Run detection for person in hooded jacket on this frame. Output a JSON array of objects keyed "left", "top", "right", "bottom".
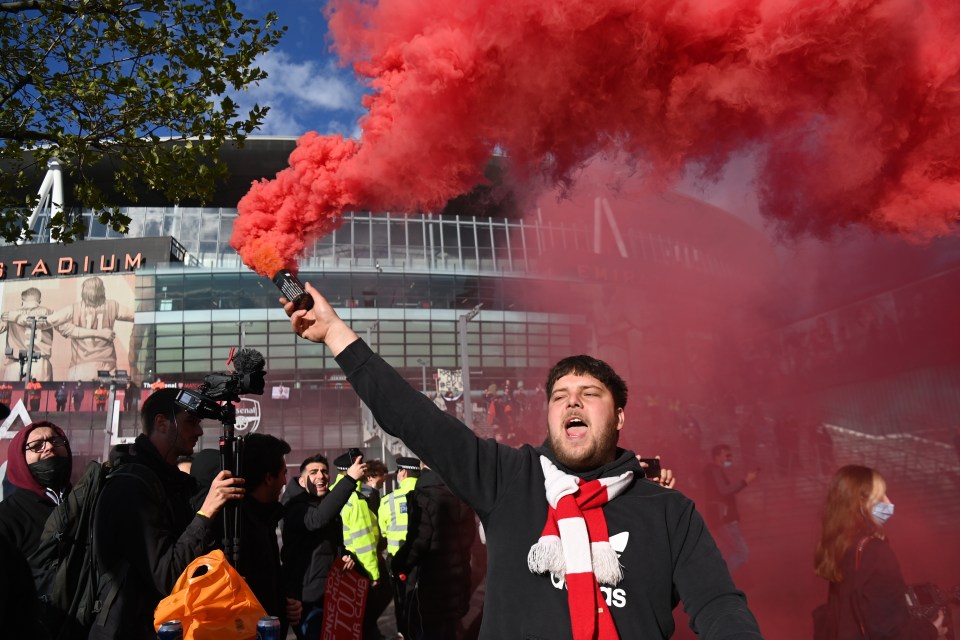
[
  {"left": 282, "top": 453, "right": 366, "bottom": 640},
  {"left": 282, "top": 282, "right": 763, "bottom": 640},
  {"left": 0, "top": 421, "right": 72, "bottom": 557},
  {"left": 237, "top": 434, "right": 302, "bottom": 635}
]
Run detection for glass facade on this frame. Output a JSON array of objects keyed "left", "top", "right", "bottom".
[
  {"left": 61, "top": 203, "right": 748, "bottom": 386},
  {"left": 80, "top": 207, "right": 738, "bottom": 278},
  {"left": 20, "top": 207, "right": 600, "bottom": 462}
]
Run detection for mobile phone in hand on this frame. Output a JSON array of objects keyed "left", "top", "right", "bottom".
[{"left": 638, "top": 457, "right": 661, "bottom": 479}]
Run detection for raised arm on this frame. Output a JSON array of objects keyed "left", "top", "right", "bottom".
[
  {"left": 282, "top": 282, "right": 527, "bottom": 519},
  {"left": 304, "top": 457, "right": 365, "bottom": 531}
]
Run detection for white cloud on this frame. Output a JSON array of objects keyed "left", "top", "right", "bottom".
[
  {"left": 224, "top": 50, "right": 365, "bottom": 136},
  {"left": 255, "top": 50, "right": 360, "bottom": 112},
  {"left": 255, "top": 104, "right": 309, "bottom": 137}
]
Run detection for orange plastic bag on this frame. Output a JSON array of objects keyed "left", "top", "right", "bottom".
[{"left": 154, "top": 550, "right": 266, "bottom": 640}]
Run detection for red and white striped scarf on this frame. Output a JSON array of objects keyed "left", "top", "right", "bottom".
[{"left": 527, "top": 456, "right": 634, "bottom": 640}]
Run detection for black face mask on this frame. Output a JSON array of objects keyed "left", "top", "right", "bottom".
[{"left": 28, "top": 456, "right": 71, "bottom": 490}]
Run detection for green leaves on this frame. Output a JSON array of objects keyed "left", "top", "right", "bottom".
[{"left": 0, "top": 0, "right": 287, "bottom": 242}]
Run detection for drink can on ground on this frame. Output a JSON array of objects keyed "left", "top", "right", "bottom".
[{"left": 157, "top": 620, "right": 183, "bottom": 640}]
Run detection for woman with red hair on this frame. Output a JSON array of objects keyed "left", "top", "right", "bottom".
[{"left": 813, "top": 465, "right": 946, "bottom": 639}]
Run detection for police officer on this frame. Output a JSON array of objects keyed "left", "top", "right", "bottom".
[
  {"left": 378, "top": 457, "right": 421, "bottom": 637},
  {"left": 331, "top": 452, "right": 381, "bottom": 582},
  {"left": 330, "top": 452, "right": 388, "bottom": 639},
  {"left": 378, "top": 457, "right": 422, "bottom": 558}
]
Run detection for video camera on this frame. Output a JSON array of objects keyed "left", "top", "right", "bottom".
[
  {"left": 907, "top": 583, "right": 959, "bottom": 632},
  {"left": 175, "top": 348, "right": 266, "bottom": 424},
  {"left": 173, "top": 347, "right": 267, "bottom": 569}
]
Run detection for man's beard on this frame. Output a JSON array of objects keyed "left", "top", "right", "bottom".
[{"left": 546, "top": 416, "right": 620, "bottom": 472}]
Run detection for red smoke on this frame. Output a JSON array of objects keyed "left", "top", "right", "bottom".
[{"left": 232, "top": 0, "right": 960, "bottom": 276}]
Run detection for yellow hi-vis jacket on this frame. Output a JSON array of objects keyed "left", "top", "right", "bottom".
[
  {"left": 377, "top": 476, "right": 419, "bottom": 557},
  {"left": 331, "top": 474, "right": 381, "bottom": 581}
]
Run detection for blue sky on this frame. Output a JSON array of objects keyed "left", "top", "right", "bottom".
[{"left": 232, "top": 1, "right": 366, "bottom": 138}]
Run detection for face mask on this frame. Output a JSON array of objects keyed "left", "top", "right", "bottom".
[
  {"left": 722, "top": 460, "right": 734, "bottom": 468},
  {"left": 28, "top": 456, "right": 71, "bottom": 490},
  {"left": 871, "top": 502, "right": 894, "bottom": 525}
]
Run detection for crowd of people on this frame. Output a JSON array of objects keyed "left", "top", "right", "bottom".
[
  {"left": 0, "top": 277, "right": 952, "bottom": 639},
  {"left": 0, "top": 378, "right": 147, "bottom": 413}
]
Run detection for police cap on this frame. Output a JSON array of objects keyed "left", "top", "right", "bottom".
[
  {"left": 396, "top": 457, "right": 421, "bottom": 472},
  {"left": 333, "top": 453, "right": 353, "bottom": 471}
]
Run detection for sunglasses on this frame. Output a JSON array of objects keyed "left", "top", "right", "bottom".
[{"left": 24, "top": 436, "right": 68, "bottom": 453}]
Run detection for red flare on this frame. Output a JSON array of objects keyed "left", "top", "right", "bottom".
[{"left": 232, "top": 0, "right": 960, "bottom": 275}]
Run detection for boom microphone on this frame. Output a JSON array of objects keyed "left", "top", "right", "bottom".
[
  {"left": 175, "top": 348, "right": 267, "bottom": 420},
  {"left": 231, "top": 348, "right": 266, "bottom": 396}
]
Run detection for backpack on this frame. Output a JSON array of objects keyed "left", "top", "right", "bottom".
[{"left": 28, "top": 460, "right": 163, "bottom": 640}]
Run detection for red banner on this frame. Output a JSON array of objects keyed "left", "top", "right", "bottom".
[{"left": 321, "top": 557, "right": 369, "bottom": 640}]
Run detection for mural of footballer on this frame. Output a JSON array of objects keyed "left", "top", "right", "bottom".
[
  {"left": 0, "top": 287, "right": 55, "bottom": 381},
  {"left": 43, "top": 276, "right": 134, "bottom": 381}
]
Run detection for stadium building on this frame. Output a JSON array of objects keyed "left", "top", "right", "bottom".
[{"left": 0, "top": 137, "right": 780, "bottom": 467}]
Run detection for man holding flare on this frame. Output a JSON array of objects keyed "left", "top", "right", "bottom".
[{"left": 281, "top": 281, "right": 762, "bottom": 639}]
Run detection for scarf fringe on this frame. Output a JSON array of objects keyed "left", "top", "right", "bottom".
[
  {"left": 591, "top": 541, "right": 623, "bottom": 585},
  {"left": 528, "top": 535, "right": 565, "bottom": 576}
]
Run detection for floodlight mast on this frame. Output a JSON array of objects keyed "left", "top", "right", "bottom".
[{"left": 24, "top": 158, "right": 64, "bottom": 243}]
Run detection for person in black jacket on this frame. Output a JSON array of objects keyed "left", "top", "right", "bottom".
[
  {"left": 55, "top": 383, "right": 69, "bottom": 412},
  {"left": 234, "top": 433, "right": 302, "bottom": 638},
  {"left": 187, "top": 442, "right": 297, "bottom": 632},
  {"left": 393, "top": 467, "right": 477, "bottom": 640},
  {"left": 0, "top": 421, "right": 72, "bottom": 557},
  {"left": 282, "top": 453, "right": 367, "bottom": 640},
  {"left": 283, "top": 282, "right": 762, "bottom": 639},
  {"left": 813, "top": 465, "right": 947, "bottom": 639},
  {"left": 71, "top": 381, "right": 84, "bottom": 411},
  {"left": 88, "top": 388, "right": 245, "bottom": 640}
]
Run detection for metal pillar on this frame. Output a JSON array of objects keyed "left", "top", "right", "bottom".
[
  {"left": 458, "top": 304, "right": 482, "bottom": 430},
  {"left": 417, "top": 358, "right": 428, "bottom": 393}
]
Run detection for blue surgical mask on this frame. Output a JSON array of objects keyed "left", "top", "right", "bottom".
[{"left": 871, "top": 502, "right": 894, "bottom": 525}]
